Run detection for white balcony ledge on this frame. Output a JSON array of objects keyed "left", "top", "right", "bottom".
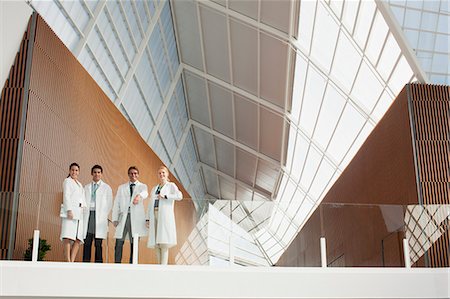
[{"left": 0, "top": 261, "right": 449, "bottom": 298}]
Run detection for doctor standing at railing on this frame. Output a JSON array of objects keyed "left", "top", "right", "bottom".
[
  {"left": 146, "top": 165, "right": 182, "bottom": 265},
  {"left": 60, "top": 162, "right": 87, "bottom": 262},
  {"left": 112, "top": 166, "right": 148, "bottom": 263},
  {"left": 82, "top": 165, "right": 113, "bottom": 263}
]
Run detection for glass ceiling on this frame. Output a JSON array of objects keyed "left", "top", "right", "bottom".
[
  {"left": 28, "top": 0, "right": 442, "bottom": 266},
  {"left": 388, "top": 0, "right": 450, "bottom": 84}
]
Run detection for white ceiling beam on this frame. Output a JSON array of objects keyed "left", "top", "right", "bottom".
[
  {"left": 183, "top": 64, "right": 285, "bottom": 116},
  {"left": 200, "top": 163, "right": 271, "bottom": 200},
  {"left": 375, "top": 0, "right": 428, "bottom": 83},
  {"left": 192, "top": 120, "right": 280, "bottom": 167}
]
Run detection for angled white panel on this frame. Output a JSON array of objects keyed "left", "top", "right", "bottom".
[
  {"left": 209, "top": 82, "right": 234, "bottom": 138},
  {"left": 200, "top": 5, "right": 231, "bottom": 83},
  {"left": 299, "top": 145, "right": 322, "bottom": 192},
  {"left": 236, "top": 185, "right": 254, "bottom": 202},
  {"left": 310, "top": 2, "right": 340, "bottom": 72},
  {"left": 342, "top": 0, "right": 358, "bottom": 34},
  {"left": 171, "top": 0, "right": 204, "bottom": 70},
  {"left": 230, "top": 19, "right": 258, "bottom": 96},
  {"left": 229, "top": 0, "right": 258, "bottom": 20},
  {"left": 260, "top": 32, "right": 288, "bottom": 108},
  {"left": 331, "top": 31, "right": 361, "bottom": 93},
  {"left": 340, "top": 121, "right": 374, "bottom": 169},
  {"left": 297, "top": 0, "right": 317, "bottom": 54},
  {"left": 313, "top": 84, "right": 346, "bottom": 149},
  {"left": 185, "top": 71, "right": 211, "bottom": 127},
  {"left": 214, "top": 137, "right": 235, "bottom": 178},
  {"left": 353, "top": 1, "right": 376, "bottom": 50},
  {"left": 255, "top": 159, "right": 279, "bottom": 195},
  {"left": 194, "top": 126, "right": 216, "bottom": 168},
  {"left": 260, "top": 0, "right": 291, "bottom": 34},
  {"left": 219, "top": 176, "right": 236, "bottom": 200},
  {"left": 259, "top": 106, "right": 283, "bottom": 162},
  {"left": 291, "top": 54, "right": 308, "bottom": 124},
  {"left": 388, "top": 56, "right": 413, "bottom": 96},
  {"left": 366, "top": 11, "right": 389, "bottom": 66},
  {"left": 290, "top": 131, "right": 309, "bottom": 183},
  {"left": 351, "top": 61, "right": 384, "bottom": 113},
  {"left": 327, "top": 103, "right": 366, "bottom": 164},
  {"left": 236, "top": 148, "right": 257, "bottom": 186},
  {"left": 309, "top": 159, "right": 335, "bottom": 199},
  {"left": 299, "top": 65, "right": 327, "bottom": 137},
  {"left": 202, "top": 167, "right": 220, "bottom": 198},
  {"left": 377, "top": 33, "right": 401, "bottom": 81},
  {"left": 234, "top": 94, "right": 258, "bottom": 150}
]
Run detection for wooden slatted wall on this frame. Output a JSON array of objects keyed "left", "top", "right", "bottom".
[
  {"left": 0, "top": 18, "right": 33, "bottom": 259},
  {"left": 409, "top": 83, "right": 450, "bottom": 267}
]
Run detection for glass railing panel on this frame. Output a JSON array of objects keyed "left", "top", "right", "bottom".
[
  {"left": 2, "top": 193, "right": 448, "bottom": 268},
  {"left": 319, "top": 203, "right": 407, "bottom": 267}
]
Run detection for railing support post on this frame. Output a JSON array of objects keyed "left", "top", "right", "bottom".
[
  {"left": 403, "top": 238, "right": 411, "bottom": 268},
  {"left": 32, "top": 230, "right": 40, "bottom": 262},
  {"left": 320, "top": 237, "right": 327, "bottom": 268},
  {"left": 133, "top": 236, "right": 139, "bottom": 264}
]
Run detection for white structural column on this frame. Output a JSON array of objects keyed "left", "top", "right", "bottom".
[{"left": 0, "top": 1, "right": 33, "bottom": 88}]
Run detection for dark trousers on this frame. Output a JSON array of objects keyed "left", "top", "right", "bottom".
[
  {"left": 83, "top": 211, "right": 103, "bottom": 263},
  {"left": 114, "top": 213, "right": 133, "bottom": 263},
  {"left": 83, "top": 233, "right": 103, "bottom": 263}
]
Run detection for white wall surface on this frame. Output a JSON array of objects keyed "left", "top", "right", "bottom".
[
  {"left": 0, "top": 261, "right": 449, "bottom": 298},
  {"left": 0, "top": 1, "right": 32, "bottom": 89}
]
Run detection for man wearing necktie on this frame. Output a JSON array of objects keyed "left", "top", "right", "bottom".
[
  {"left": 112, "top": 166, "right": 148, "bottom": 263},
  {"left": 82, "top": 165, "right": 113, "bottom": 263}
]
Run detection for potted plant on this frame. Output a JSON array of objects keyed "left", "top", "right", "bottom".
[{"left": 23, "top": 238, "right": 51, "bottom": 261}]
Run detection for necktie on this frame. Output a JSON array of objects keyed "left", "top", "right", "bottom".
[{"left": 130, "top": 183, "right": 135, "bottom": 198}]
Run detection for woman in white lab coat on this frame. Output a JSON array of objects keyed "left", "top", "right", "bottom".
[
  {"left": 146, "top": 166, "right": 182, "bottom": 264},
  {"left": 60, "top": 162, "right": 86, "bottom": 262}
]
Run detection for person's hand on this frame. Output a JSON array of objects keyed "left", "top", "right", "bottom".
[
  {"left": 133, "top": 195, "right": 141, "bottom": 205},
  {"left": 67, "top": 210, "right": 73, "bottom": 220},
  {"left": 113, "top": 221, "right": 119, "bottom": 227},
  {"left": 145, "top": 220, "right": 150, "bottom": 228},
  {"left": 158, "top": 194, "right": 164, "bottom": 200}
]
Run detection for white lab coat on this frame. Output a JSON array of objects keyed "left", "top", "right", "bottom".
[
  {"left": 147, "top": 182, "right": 182, "bottom": 248},
  {"left": 60, "top": 177, "right": 86, "bottom": 241},
  {"left": 83, "top": 180, "right": 113, "bottom": 240},
  {"left": 112, "top": 181, "right": 148, "bottom": 239}
]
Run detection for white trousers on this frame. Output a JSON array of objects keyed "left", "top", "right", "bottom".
[{"left": 154, "top": 209, "right": 169, "bottom": 265}]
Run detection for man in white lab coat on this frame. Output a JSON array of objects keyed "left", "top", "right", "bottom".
[
  {"left": 112, "top": 166, "right": 148, "bottom": 263},
  {"left": 83, "top": 165, "right": 113, "bottom": 263}
]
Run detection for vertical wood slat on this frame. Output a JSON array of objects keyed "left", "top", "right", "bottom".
[
  {"left": 0, "top": 17, "right": 33, "bottom": 259},
  {"left": 409, "top": 83, "right": 450, "bottom": 267}
]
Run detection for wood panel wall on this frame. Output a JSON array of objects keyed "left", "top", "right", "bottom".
[
  {"left": 4, "top": 14, "right": 195, "bottom": 264},
  {"left": 277, "top": 84, "right": 449, "bottom": 267},
  {"left": 409, "top": 84, "right": 449, "bottom": 267},
  {"left": 0, "top": 17, "right": 34, "bottom": 259}
]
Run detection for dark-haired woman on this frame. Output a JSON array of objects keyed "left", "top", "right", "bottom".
[{"left": 60, "top": 163, "right": 86, "bottom": 262}]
